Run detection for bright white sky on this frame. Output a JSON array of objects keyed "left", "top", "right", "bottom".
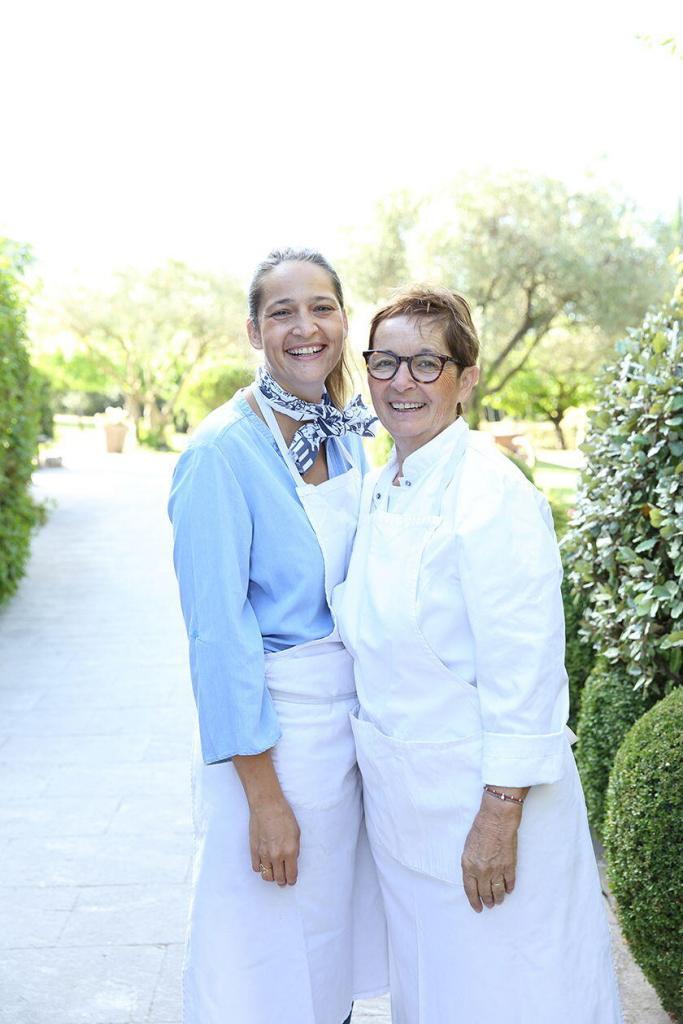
[{"left": 2, "top": 0, "right": 681, "bottom": 292}]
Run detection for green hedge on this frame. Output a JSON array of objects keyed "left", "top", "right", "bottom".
[
  {"left": 604, "top": 689, "right": 683, "bottom": 1020},
  {"left": 0, "top": 240, "right": 44, "bottom": 605},
  {"left": 561, "top": 574, "right": 594, "bottom": 731},
  {"left": 575, "top": 660, "right": 648, "bottom": 836}
]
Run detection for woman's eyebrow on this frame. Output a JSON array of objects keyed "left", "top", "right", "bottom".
[{"left": 265, "top": 295, "right": 336, "bottom": 311}]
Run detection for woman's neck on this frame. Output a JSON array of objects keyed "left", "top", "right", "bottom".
[
  {"left": 246, "top": 378, "right": 324, "bottom": 446},
  {"left": 268, "top": 366, "right": 325, "bottom": 405},
  {"left": 393, "top": 440, "right": 420, "bottom": 478}
]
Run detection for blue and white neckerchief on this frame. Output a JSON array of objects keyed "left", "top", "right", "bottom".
[{"left": 256, "top": 366, "right": 377, "bottom": 476}]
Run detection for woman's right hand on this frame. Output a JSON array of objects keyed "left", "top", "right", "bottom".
[
  {"left": 233, "top": 750, "right": 301, "bottom": 886},
  {"left": 248, "top": 796, "right": 301, "bottom": 886}
]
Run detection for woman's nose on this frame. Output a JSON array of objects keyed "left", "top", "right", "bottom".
[
  {"left": 292, "top": 313, "right": 318, "bottom": 337},
  {"left": 391, "top": 362, "right": 416, "bottom": 391}
]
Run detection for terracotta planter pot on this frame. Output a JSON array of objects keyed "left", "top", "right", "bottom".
[{"left": 104, "top": 423, "right": 128, "bottom": 453}]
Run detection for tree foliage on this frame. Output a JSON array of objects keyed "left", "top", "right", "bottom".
[
  {"left": 489, "top": 329, "right": 600, "bottom": 447},
  {"left": 45, "top": 261, "right": 248, "bottom": 441},
  {"left": 179, "top": 362, "right": 256, "bottom": 430},
  {"left": 0, "top": 239, "right": 45, "bottom": 605},
  {"left": 341, "top": 191, "right": 421, "bottom": 305},
  {"left": 344, "top": 174, "right": 673, "bottom": 424}
]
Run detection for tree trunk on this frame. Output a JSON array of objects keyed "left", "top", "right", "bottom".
[
  {"left": 141, "top": 398, "right": 172, "bottom": 448},
  {"left": 124, "top": 394, "right": 145, "bottom": 440},
  {"left": 551, "top": 415, "right": 567, "bottom": 449},
  {"left": 465, "top": 389, "right": 486, "bottom": 428},
  {"left": 125, "top": 394, "right": 143, "bottom": 423}
]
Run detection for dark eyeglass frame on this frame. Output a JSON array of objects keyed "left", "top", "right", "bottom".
[{"left": 362, "top": 349, "right": 464, "bottom": 383}]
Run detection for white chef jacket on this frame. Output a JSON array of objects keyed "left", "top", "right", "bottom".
[{"left": 363, "top": 417, "right": 569, "bottom": 787}]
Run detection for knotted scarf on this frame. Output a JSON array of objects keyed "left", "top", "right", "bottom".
[{"left": 256, "top": 366, "right": 377, "bottom": 476}]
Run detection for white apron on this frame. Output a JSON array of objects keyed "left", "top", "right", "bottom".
[
  {"left": 334, "top": 480, "right": 623, "bottom": 1024},
  {"left": 184, "top": 392, "right": 388, "bottom": 1024}
]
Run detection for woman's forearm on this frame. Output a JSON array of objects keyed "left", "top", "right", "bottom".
[
  {"left": 233, "top": 750, "right": 285, "bottom": 809},
  {"left": 233, "top": 749, "right": 301, "bottom": 886}
]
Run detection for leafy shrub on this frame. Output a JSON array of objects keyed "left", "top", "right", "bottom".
[
  {"left": 31, "top": 367, "right": 55, "bottom": 439},
  {"left": 179, "top": 363, "right": 255, "bottom": 430},
  {"left": 0, "top": 240, "right": 45, "bottom": 605},
  {"left": 561, "top": 575, "right": 594, "bottom": 731},
  {"left": 604, "top": 689, "right": 683, "bottom": 1020},
  {"left": 565, "top": 297, "right": 683, "bottom": 698},
  {"left": 575, "top": 660, "right": 649, "bottom": 835}
]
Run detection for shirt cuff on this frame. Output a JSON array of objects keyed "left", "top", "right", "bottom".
[{"left": 481, "top": 729, "right": 567, "bottom": 787}]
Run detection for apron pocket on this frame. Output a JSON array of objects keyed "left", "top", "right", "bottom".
[
  {"left": 350, "top": 712, "right": 482, "bottom": 886},
  {"left": 271, "top": 696, "right": 360, "bottom": 813}
]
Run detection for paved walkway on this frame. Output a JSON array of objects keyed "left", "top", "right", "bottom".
[{"left": 0, "top": 442, "right": 667, "bottom": 1023}]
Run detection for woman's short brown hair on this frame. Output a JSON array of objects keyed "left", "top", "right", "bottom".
[{"left": 368, "top": 285, "right": 479, "bottom": 367}]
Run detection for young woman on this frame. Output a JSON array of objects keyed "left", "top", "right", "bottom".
[
  {"left": 168, "top": 249, "right": 387, "bottom": 1024},
  {"left": 334, "top": 285, "right": 623, "bottom": 1023}
]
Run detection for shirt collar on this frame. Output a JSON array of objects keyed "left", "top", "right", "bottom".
[{"left": 384, "top": 417, "right": 469, "bottom": 489}]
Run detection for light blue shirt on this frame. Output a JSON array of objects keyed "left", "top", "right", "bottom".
[{"left": 168, "top": 392, "right": 367, "bottom": 764}]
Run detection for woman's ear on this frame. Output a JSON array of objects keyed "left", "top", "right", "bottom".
[
  {"left": 459, "top": 365, "right": 480, "bottom": 404},
  {"left": 247, "top": 318, "right": 262, "bottom": 351}
]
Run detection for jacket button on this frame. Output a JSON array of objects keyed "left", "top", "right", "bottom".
[
  {"left": 404, "top": 480, "right": 412, "bottom": 487},
  {"left": 376, "top": 492, "right": 382, "bottom": 500}
]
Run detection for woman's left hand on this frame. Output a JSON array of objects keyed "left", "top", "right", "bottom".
[{"left": 461, "top": 791, "right": 525, "bottom": 913}]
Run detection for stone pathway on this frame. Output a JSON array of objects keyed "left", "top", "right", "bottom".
[{"left": 0, "top": 442, "right": 667, "bottom": 1023}]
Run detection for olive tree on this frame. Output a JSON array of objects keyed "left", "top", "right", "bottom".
[
  {"left": 344, "top": 174, "right": 674, "bottom": 424},
  {"left": 52, "top": 261, "right": 248, "bottom": 442}
]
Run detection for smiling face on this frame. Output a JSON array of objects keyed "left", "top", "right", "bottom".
[
  {"left": 369, "top": 314, "right": 479, "bottom": 460},
  {"left": 247, "top": 261, "right": 347, "bottom": 402}
]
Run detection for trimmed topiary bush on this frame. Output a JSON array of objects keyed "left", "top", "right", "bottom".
[
  {"left": 0, "top": 240, "right": 45, "bottom": 605},
  {"left": 604, "top": 689, "right": 683, "bottom": 1021},
  {"left": 561, "top": 574, "right": 594, "bottom": 731},
  {"left": 575, "top": 660, "right": 649, "bottom": 836}
]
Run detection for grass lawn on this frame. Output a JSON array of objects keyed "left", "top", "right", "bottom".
[{"left": 534, "top": 455, "right": 580, "bottom": 538}]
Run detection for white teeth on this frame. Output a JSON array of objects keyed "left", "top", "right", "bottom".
[
  {"left": 390, "top": 402, "right": 425, "bottom": 410},
  {"left": 288, "top": 346, "right": 323, "bottom": 356}
]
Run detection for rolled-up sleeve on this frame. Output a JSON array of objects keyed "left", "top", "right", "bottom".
[
  {"left": 168, "top": 443, "right": 281, "bottom": 764},
  {"left": 456, "top": 471, "right": 569, "bottom": 787}
]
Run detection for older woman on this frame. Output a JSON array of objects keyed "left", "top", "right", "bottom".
[
  {"left": 334, "top": 286, "right": 622, "bottom": 1023},
  {"left": 169, "top": 249, "right": 387, "bottom": 1024}
]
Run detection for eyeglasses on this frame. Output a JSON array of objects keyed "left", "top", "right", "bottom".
[{"left": 363, "top": 350, "right": 464, "bottom": 383}]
